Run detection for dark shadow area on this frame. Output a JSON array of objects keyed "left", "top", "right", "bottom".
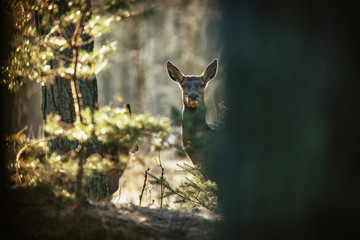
[
  {"left": 217, "top": 0, "right": 360, "bottom": 239},
  {"left": 0, "top": 1, "right": 19, "bottom": 239}
]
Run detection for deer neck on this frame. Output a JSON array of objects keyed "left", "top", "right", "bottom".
[
  {"left": 181, "top": 102, "right": 208, "bottom": 144},
  {"left": 182, "top": 105, "right": 207, "bottom": 125}
]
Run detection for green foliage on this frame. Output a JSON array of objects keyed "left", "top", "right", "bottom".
[
  {"left": 7, "top": 105, "right": 172, "bottom": 201},
  {"left": 7, "top": 130, "right": 75, "bottom": 200},
  {"left": 170, "top": 106, "right": 182, "bottom": 126},
  {"left": 2, "top": 0, "right": 165, "bottom": 204},
  {"left": 104, "top": 0, "right": 155, "bottom": 19},
  {"left": 186, "top": 101, "right": 227, "bottom": 154},
  {"left": 149, "top": 163, "right": 219, "bottom": 211},
  {"left": 1, "top": 0, "right": 143, "bottom": 90},
  {"left": 209, "top": 101, "right": 228, "bottom": 130},
  {"left": 2, "top": 0, "right": 223, "bottom": 211},
  {"left": 44, "top": 106, "right": 172, "bottom": 149}
]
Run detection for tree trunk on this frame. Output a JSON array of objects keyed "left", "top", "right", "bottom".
[
  {"left": 41, "top": 74, "right": 99, "bottom": 153},
  {"left": 217, "top": 1, "right": 360, "bottom": 239},
  {"left": 40, "top": 1, "right": 106, "bottom": 199},
  {"left": 40, "top": 1, "right": 98, "bottom": 154}
]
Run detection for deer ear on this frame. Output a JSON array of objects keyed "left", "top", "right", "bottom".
[
  {"left": 167, "top": 61, "right": 184, "bottom": 83},
  {"left": 202, "top": 59, "right": 218, "bottom": 82},
  {"left": 123, "top": 103, "right": 139, "bottom": 153},
  {"left": 123, "top": 103, "right": 132, "bottom": 117}
]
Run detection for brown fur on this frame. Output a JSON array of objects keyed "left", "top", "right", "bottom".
[
  {"left": 167, "top": 59, "right": 218, "bottom": 179},
  {"left": 103, "top": 104, "right": 138, "bottom": 197}
]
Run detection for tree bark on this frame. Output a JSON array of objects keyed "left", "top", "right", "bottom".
[
  {"left": 40, "top": 1, "right": 99, "bottom": 154},
  {"left": 41, "top": 72, "right": 99, "bottom": 153},
  {"left": 40, "top": 1, "right": 106, "bottom": 199},
  {"left": 217, "top": 1, "right": 360, "bottom": 239}
]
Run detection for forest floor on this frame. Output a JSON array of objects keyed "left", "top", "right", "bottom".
[
  {"left": 3, "top": 187, "right": 222, "bottom": 240},
  {"left": 3, "top": 149, "right": 222, "bottom": 239}
]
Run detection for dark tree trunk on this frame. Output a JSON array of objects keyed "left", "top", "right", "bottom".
[
  {"left": 41, "top": 73, "right": 99, "bottom": 154},
  {"left": 40, "top": 1, "right": 106, "bottom": 199},
  {"left": 0, "top": 1, "right": 25, "bottom": 238},
  {"left": 217, "top": 0, "right": 360, "bottom": 239},
  {"left": 40, "top": 1, "right": 99, "bottom": 155}
]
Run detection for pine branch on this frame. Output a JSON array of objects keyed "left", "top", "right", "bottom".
[
  {"left": 148, "top": 162, "right": 219, "bottom": 211},
  {"left": 15, "top": 135, "right": 57, "bottom": 185}
]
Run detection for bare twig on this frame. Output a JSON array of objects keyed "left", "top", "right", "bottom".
[
  {"left": 148, "top": 199, "right": 155, "bottom": 208},
  {"left": 70, "top": 10, "right": 86, "bottom": 125},
  {"left": 139, "top": 168, "right": 150, "bottom": 206},
  {"left": 15, "top": 135, "right": 56, "bottom": 184},
  {"left": 45, "top": 0, "right": 72, "bottom": 47},
  {"left": 74, "top": 144, "right": 85, "bottom": 205},
  {"left": 46, "top": 0, "right": 91, "bottom": 125},
  {"left": 70, "top": 45, "right": 82, "bottom": 124},
  {"left": 76, "top": 36, "right": 95, "bottom": 47},
  {"left": 158, "top": 151, "right": 165, "bottom": 208},
  {"left": 42, "top": 41, "right": 73, "bottom": 62}
]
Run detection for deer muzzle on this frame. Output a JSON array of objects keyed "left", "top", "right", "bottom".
[{"left": 185, "top": 99, "right": 199, "bottom": 108}]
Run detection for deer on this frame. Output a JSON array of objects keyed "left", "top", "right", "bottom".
[
  {"left": 166, "top": 59, "right": 218, "bottom": 180},
  {"left": 103, "top": 104, "right": 138, "bottom": 197}
]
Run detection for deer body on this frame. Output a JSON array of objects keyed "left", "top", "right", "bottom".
[
  {"left": 167, "top": 59, "right": 218, "bottom": 179},
  {"left": 181, "top": 104, "right": 213, "bottom": 177},
  {"left": 103, "top": 104, "right": 138, "bottom": 197}
]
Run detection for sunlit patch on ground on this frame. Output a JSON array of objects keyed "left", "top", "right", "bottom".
[{"left": 111, "top": 148, "right": 194, "bottom": 209}]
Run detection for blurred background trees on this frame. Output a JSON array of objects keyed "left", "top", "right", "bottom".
[
  {"left": 1, "top": 0, "right": 223, "bottom": 207},
  {"left": 11, "top": 0, "right": 223, "bottom": 140},
  {"left": 96, "top": 0, "right": 222, "bottom": 119},
  {"left": 1, "top": 0, "right": 223, "bottom": 208}
]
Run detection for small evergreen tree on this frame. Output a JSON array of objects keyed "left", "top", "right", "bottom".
[
  {"left": 2, "top": 0, "right": 169, "bottom": 205},
  {"left": 148, "top": 162, "right": 219, "bottom": 211},
  {"left": 146, "top": 103, "right": 226, "bottom": 211}
]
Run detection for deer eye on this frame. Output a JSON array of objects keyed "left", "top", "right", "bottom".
[
  {"left": 200, "top": 83, "right": 206, "bottom": 87},
  {"left": 181, "top": 83, "right": 187, "bottom": 88}
]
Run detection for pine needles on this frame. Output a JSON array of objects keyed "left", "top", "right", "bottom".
[{"left": 148, "top": 162, "right": 219, "bottom": 211}]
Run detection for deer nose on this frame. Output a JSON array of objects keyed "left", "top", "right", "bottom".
[{"left": 189, "top": 93, "right": 198, "bottom": 100}]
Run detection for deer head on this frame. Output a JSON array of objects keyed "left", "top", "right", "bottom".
[{"left": 167, "top": 59, "right": 218, "bottom": 108}]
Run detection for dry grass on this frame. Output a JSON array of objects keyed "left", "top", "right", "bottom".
[{"left": 111, "top": 148, "right": 194, "bottom": 209}]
